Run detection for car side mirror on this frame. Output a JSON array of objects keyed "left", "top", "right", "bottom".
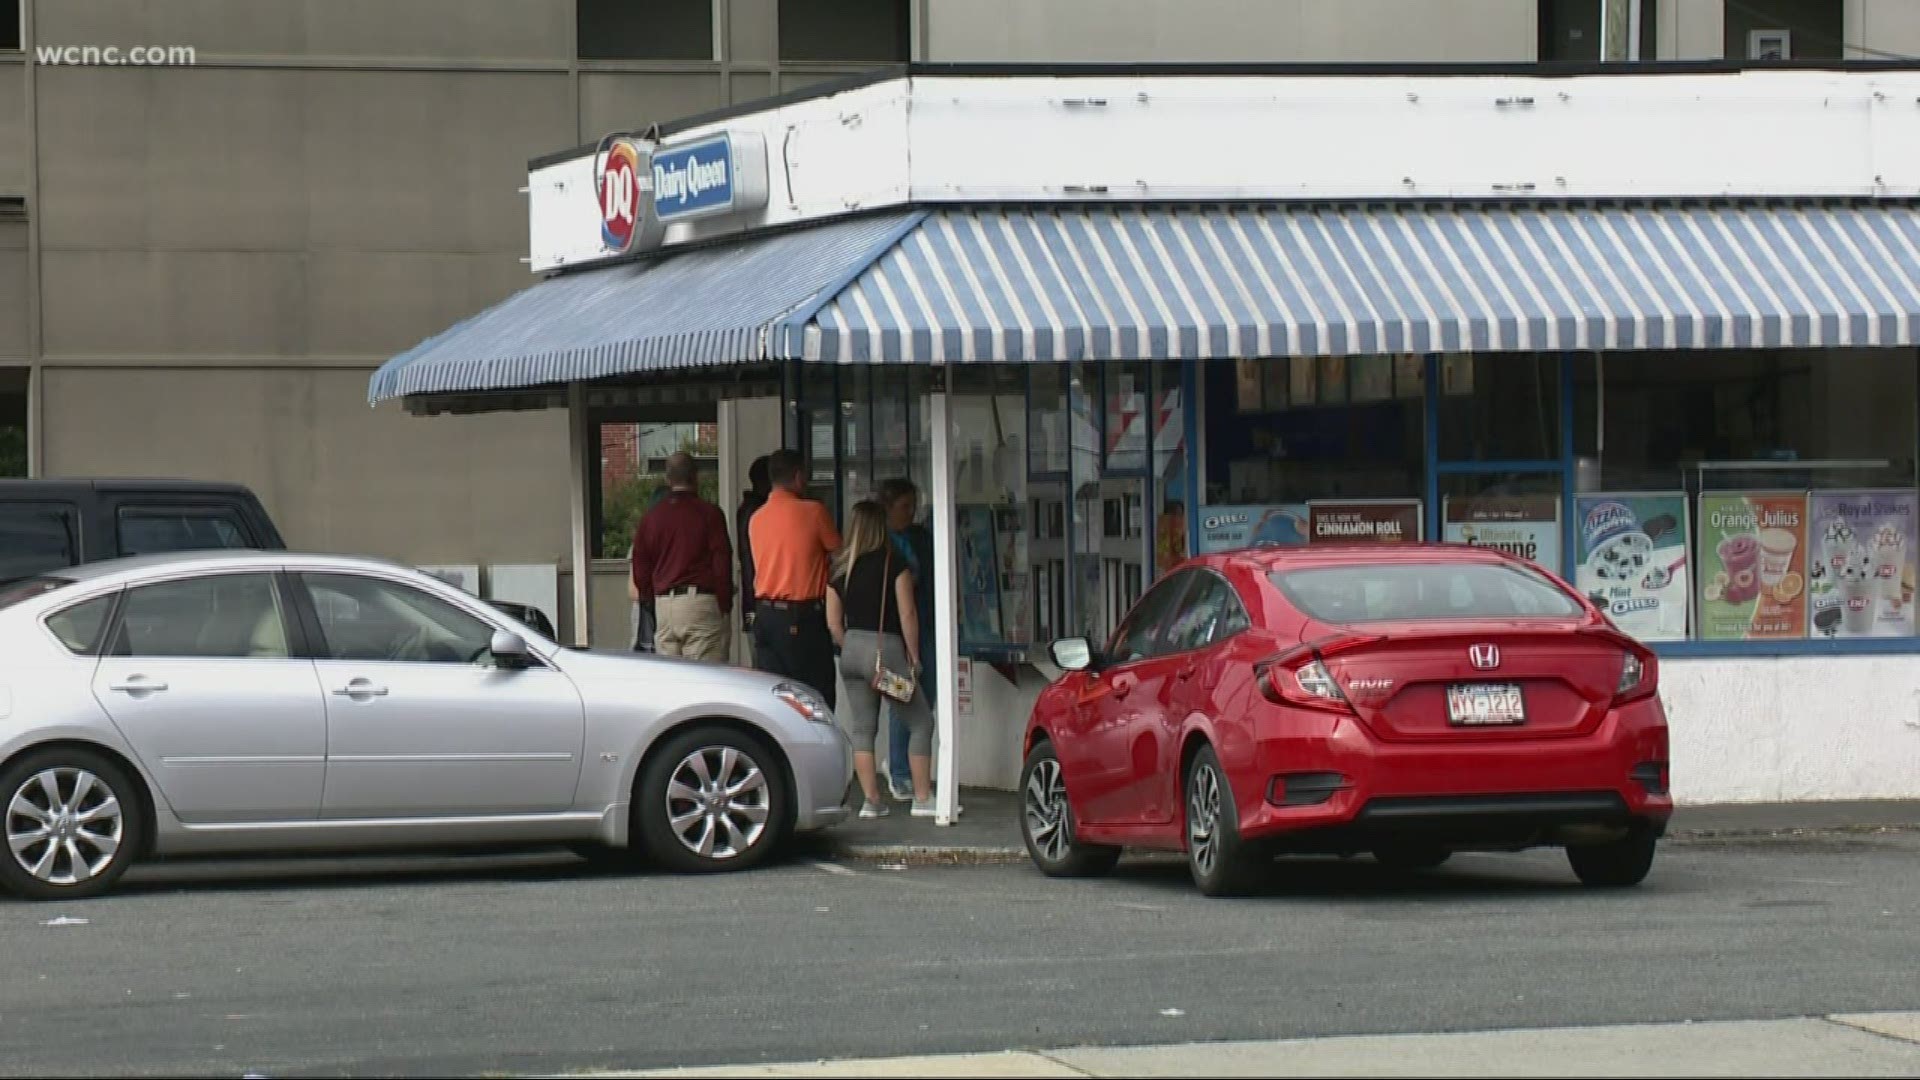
[
  {"left": 1050, "top": 637, "right": 1099, "bottom": 672},
  {"left": 490, "top": 629, "right": 531, "bottom": 670}
]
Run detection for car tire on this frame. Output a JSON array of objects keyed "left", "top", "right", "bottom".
[
  {"left": 1184, "top": 744, "right": 1261, "bottom": 897},
  {"left": 1019, "top": 742, "right": 1120, "bottom": 878},
  {"left": 1566, "top": 826, "right": 1657, "bottom": 888},
  {"left": 0, "top": 747, "right": 144, "bottom": 901},
  {"left": 635, "top": 726, "right": 790, "bottom": 874},
  {"left": 1373, "top": 842, "right": 1452, "bottom": 872}
]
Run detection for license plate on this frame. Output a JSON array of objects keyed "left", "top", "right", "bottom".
[{"left": 1447, "top": 683, "right": 1525, "bottom": 726}]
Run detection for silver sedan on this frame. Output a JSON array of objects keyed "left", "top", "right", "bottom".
[{"left": 0, "top": 552, "right": 852, "bottom": 899}]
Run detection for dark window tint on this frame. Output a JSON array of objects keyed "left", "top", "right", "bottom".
[
  {"left": 46, "top": 593, "right": 113, "bottom": 655},
  {"left": 1273, "top": 562, "right": 1582, "bottom": 623},
  {"left": 112, "top": 573, "right": 290, "bottom": 659},
  {"left": 0, "top": 505, "right": 78, "bottom": 582},
  {"left": 0, "top": 575, "right": 74, "bottom": 610},
  {"left": 780, "top": 0, "right": 909, "bottom": 61},
  {"left": 578, "top": 0, "right": 713, "bottom": 60},
  {"left": 0, "top": 366, "right": 26, "bottom": 476},
  {"left": 301, "top": 573, "right": 496, "bottom": 664},
  {"left": 0, "top": 1, "right": 18, "bottom": 52},
  {"left": 1162, "top": 572, "right": 1248, "bottom": 653},
  {"left": 1537, "top": 0, "right": 1657, "bottom": 61},
  {"left": 1105, "top": 571, "right": 1193, "bottom": 664},
  {"left": 117, "top": 508, "right": 251, "bottom": 557}
]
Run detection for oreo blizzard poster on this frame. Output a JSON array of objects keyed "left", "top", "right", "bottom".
[{"left": 1573, "top": 494, "right": 1690, "bottom": 642}]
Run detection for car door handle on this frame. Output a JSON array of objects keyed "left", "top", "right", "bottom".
[
  {"left": 108, "top": 677, "right": 168, "bottom": 695},
  {"left": 1111, "top": 678, "right": 1135, "bottom": 699},
  {"left": 331, "top": 680, "right": 389, "bottom": 699}
]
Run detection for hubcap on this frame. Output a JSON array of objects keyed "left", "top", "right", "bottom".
[
  {"left": 7, "top": 767, "right": 123, "bottom": 886},
  {"left": 1188, "top": 764, "right": 1221, "bottom": 877},
  {"left": 665, "top": 746, "right": 770, "bottom": 860},
  {"left": 1024, "top": 758, "right": 1073, "bottom": 862}
]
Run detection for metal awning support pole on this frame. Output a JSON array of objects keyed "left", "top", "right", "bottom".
[
  {"left": 567, "top": 381, "right": 593, "bottom": 647},
  {"left": 929, "top": 382, "right": 961, "bottom": 826}
]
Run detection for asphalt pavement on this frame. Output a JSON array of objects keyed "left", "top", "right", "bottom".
[{"left": 1, "top": 827, "right": 1917, "bottom": 1078}]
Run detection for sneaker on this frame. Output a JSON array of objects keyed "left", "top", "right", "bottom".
[
  {"left": 858, "top": 800, "right": 891, "bottom": 819},
  {"left": 888, "top": 777, "right": 914, "bottom": 802},
  {"left": 911, "top": 799, "right": 938, "bottom": 817}
]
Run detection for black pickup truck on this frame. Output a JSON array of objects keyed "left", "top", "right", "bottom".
[{"left": 0, "top": 478, "right": 557, "bottom": 638}]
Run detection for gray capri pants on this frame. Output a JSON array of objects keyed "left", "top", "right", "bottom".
[{"left": 838, "top": 629, "right": 934, "bottom": 755}]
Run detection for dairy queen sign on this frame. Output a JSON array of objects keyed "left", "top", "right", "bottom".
[{"left": 595, "top": 131, "right": 770, "bottom": 257}]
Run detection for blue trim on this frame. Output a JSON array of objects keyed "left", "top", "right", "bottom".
[
  {"left": 1423, "top": 354, "right": 1441, "bottom": 542},
  {"left": 1435, "top": 459, "right": 1566, "bottom": 475},
  {"left": 1559, "top": 352, "right": 1578, "bottom": 580},
  {"left": 1654, "top": 637, "right": 1920, "bottom": 658},
  {"left": 770, "top": 208, "right": 932, "bottom": 358},
  {"left": 1183, "top": 358, "right": 1202, "bottom": 562}
]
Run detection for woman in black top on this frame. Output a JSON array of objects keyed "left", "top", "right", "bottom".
[{"left": 827, "top": 500, "right": 934, "bottom": 819}]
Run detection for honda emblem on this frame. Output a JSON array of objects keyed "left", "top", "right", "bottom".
[{"left": 1469, "top": 643, "right": 1500, "bottom": 670}]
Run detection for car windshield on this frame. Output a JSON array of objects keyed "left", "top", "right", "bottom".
[
  {"left": 0, "top": 575, "right": 76, "bottom": 611},
  {"left": 1271, "top": 561, "right": 1582, "bottom": 623}
]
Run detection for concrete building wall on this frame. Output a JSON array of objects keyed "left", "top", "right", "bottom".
[
  {"left": 0, "top": 220, "right": 25, "bottom": 359},
  {"left": 1659, "top": 0, "right": 1727, "bottom": 60},
  {"left": 924, "top": 0, "right": 1539, "bottom": 62},
  {"left": 1846, "top": 0, "right": 1920, "bottom": 58}
]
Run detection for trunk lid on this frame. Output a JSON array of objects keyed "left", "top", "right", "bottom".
[{"left": 1308, "top": 619, "right": 1628, "bottom": 743}]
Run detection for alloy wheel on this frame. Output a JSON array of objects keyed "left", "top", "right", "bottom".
[
  {"left": 1024, "top": 758, "right": 1073, "bottom": 862},
  {"left": 7, "top": 767, "right": 124, "bottom": 886},
  {"left": 1188, "top": 762, "right": 1222, "bottom": 877},
  {"left": 664, "top": 746, "right": 770, "bottom": 860}
]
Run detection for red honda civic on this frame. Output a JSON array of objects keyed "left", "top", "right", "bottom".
[{"left": 1020, "top": 544, "right": 1671, "bottom": 896}]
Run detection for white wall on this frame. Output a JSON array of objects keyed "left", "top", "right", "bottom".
[
  {"left": 925, "top": 0, "right": 1538, "bottom": 62},
  {"left": 938, "top": 654, "right": 1920, "bottom": 804},
  {"left": 1663, "top": 656, "right": 1920, "bottom": 804}
]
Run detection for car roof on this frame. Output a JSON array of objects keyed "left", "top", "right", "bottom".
[
  {"left": 47, "top": 550, "right": 412, "bottom": 586},
  {"left": 0, "top": 477, "right": 259, "bottom": 498},
  {"left": 1204, "top": 542, "right": 1526, "bottom": 573}
]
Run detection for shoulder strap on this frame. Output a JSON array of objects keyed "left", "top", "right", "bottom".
[{"left": 874, "top": 548, "right": 892, "bottom": 675}]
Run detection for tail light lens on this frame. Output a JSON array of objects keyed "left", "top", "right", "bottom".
[
  {"left": 1614, "top": 647, "right": 1658, "bottom": 705},
  {"left": 1256, "top": 641, "right": 1366, "bottom": 714}
]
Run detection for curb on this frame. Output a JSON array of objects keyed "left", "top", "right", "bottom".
[{"left": 819, "top": 821, "right": 1920, "bottom": 865}]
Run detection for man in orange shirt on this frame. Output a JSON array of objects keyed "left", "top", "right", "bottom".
[{"left": 748, "top": 449, "right": 842, "bottom": 707}]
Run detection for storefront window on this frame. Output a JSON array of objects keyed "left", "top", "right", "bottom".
[
  {"left": 796, "top": 365, "right": 840, "bottom": 514},
  {"left": 950, "top": 367, "right": 1030, "bottom": 649},
  {"left": 839, "top": 367, "right": 873, "bottom": 507},
  {"left": 1571, "top": 349, "right": 1920, "bottom": 644},
  {"left": 591, "top": 418, "right": 718, "bottom": 558},
  {"left": 1437, "top": 353, "right": 1560, "bottom": 463}
]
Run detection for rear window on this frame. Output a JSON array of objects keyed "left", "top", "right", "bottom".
[
  {"left": 0, "top": 506, "right": 79, "bottom": 582},
  {"left": 1272, "top": 562, "right": 1582, "bottom": 623},
  {"left": 0, "top": 575, "right": 76, "bottom": 611},
  {"left": 117, "top": 508, "right": 253, "bottom": 557}
]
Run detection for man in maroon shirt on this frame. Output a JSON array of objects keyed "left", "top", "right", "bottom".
[{"left": 631, "top": 452, "right": 734, "bottom": 661}]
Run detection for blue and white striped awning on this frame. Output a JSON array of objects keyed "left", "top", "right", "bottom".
[
  {"left": 794, "top": 203, "right": 1920, "bottom": 363},
  {"left": 371, "top": 202, "right": 1920, "bottom": 401}
]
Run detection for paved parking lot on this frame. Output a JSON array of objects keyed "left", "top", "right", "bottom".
[{"left": 1, "top": 830, "right": 1916, "bottom": 1077}]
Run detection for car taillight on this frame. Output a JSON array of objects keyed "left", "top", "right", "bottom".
[
  {"left": 1614, "top": 649, "right": 1657, "bottom": 704},
  {"left": 1257, "top": 649, "right": 1355, "bottom": 714}
]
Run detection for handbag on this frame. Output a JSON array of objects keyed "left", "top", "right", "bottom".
[{"left": 864, "top": 548, "right": 918, "bottom": 704}]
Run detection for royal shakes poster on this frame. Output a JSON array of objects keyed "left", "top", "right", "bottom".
[
  {"left": 1442, "top": 495, "right": 1562, "bottom": 571},
  {"left": 1308, "top": 500, "right": 1422, "bottom": 545},
  {"left": 1697, "top": 493, "right": 1807, "bottom": 640},
  {"left": 1808, "top": 490, "right": 1918, "bottom": 638},
  {"left": 1573, "top": 494, "right": 1690, "bottom": 641}
]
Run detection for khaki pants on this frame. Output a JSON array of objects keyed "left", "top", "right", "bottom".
[{"left": 654, "top": 592, "right": 730, "bottom": 662}]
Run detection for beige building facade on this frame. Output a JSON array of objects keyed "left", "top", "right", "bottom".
[{"left": 1, "top": 0, "right": 1913, "bottom": 637}]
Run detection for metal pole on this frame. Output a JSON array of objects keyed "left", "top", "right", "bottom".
[
  {"left": 567, "top": 381, "right": 594, "bottom": 647},
  {"left": 929, "top": 385, "right": 960, "bottom": 825}
]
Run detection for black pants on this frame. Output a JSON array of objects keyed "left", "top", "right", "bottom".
[{"left": 752, "top": 601, "right": 837, "bottom": 710}]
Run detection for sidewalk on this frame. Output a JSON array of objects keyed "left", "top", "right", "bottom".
[
  {"left": 816, "top": 787, "right": 1920, "bottom": 862},
  {"left": 559, "top": 1012, "right": 1920, "bottom": 1077}
]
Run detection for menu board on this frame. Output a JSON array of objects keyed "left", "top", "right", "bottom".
[
  {"left": 1196, "top": 504, "right": 1310, "bottom": 553},
  {"left": 1573, "top": 493, "right": 1690, "bottom": 642},
  {"left": 1442, "top": 495, "right": 1561, "bottom": 571},
  {"left": 1697, "top": 493, "right": 1808, "bottom": 640},
  {"left": 1308, "top": 499, "right": 1422, "bottom": 544},
  {"left": 1807, "top": 490, "right": 1918, "bottom": 638}
]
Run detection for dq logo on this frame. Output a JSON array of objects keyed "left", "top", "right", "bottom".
[{"left": 598, "top": 139, "right": 645, "bottom": 252}]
